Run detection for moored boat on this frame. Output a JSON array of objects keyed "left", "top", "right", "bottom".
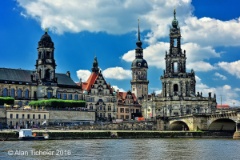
[{"left": 19, "top": 129, "right": 49, "bottom": 140}]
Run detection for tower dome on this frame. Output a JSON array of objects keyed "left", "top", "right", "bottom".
[
  {"left": 38, "top": 29, "right": 54, "bottom": 48},
  {"left": 131, "top": 58, "right": 148, "bottom": 68}
]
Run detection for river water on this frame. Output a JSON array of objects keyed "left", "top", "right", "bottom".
[{"left": 1, "top": 139, "right": 240, "bottom": 160}]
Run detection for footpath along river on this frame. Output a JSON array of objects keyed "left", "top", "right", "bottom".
[{"left": 1, "top": 138, "right": 240, "bottom": 160}]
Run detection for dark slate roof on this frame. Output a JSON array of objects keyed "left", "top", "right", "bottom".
[
  {"left": 0, "top": 68, "right": 32, "bottom": 82},
  {"left": 0, "top": 68, "right": 77, "bottom": 87},
  {"left": 55, "top": 73, "right": 77, "bottom": 86}
]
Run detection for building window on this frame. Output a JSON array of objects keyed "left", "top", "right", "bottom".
[
  {"left": 33, "top": 114, "right": 35, "bottom": 119},
  {"left": 25, "top": 89, "right": 29, "bottom": 99},
  {"left": 99, "top": 105, "right": 102, "bottom": 110},
  {"left": 120, "top": 108, "right": 124, "bottom": 113},
  {"left": 136, "top": 109, "right": 140, "bottom": 113},
  {"left": 22, "top": 114, "right": 24, "bottom": 119},
  {"left": 44, "top": 114, "right": 46, "bottom": 119},
  {"left": 108, "top": 105, "right": 111, "bottom": 111},
  {"left": 47, "top": 91, "right": 52, "bottom": 99},
  {"left": 10, "top": 89, "right": 15, "bottom": 97},
  {"left": 10, "top": 114, "right": 13, "bottom": 119},
  {"left": 126, "top": 115, "right": 129, "bottom": 119},
  {"left": 120, "top": 115, "right": 124, "bottom": 119},
  {"left": 68, "top": 94, "right": 72, "bottom": 100},
  {"left": 17, "top": 89, "right": 22, "bottom": 98},
  {"left": 27, "top": 114, "right": 30, "bottom": 119},
  {"left": 16, "top": 114, "right": 19, "bottom": 119},
  {"left": 125, "top": 108, "right": 129, "bottom": 113},
  {"left": 38, "top": 114, "right": 41, "bottom": 119},
  {"left": 3, "top": 88, "right": 8, "bottom": 97},
  {"left": 57, "top": 93, "right": 61, "bottom": 99},
  {"left": 108, "top": 113, "right": 111, "bottom": 118},
  {"left": 74, "top": 94, "right": 78, "bottom": 100},
  {"left": 174, "top": 62, "right": 178, "bottom": 72},
  {"left": 63, "top": 94, "right": 67, "bottom": 100},
  {"left": 90, "top": 105, "right": 93, "bottom": 110}
]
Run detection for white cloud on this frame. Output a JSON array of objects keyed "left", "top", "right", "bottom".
[
  {"left": 196, "top": 76, "right": 240, "bottom": 106},
  {"left": 122, "top": 42, "right": 218, "bottom": 72},
  {"left": 102, "top": 67, "right": 131, "bottom": 80},
  {"left": 187, "top": 61, "right": 215, "bottom": 72},
  {"left": 182, "top": 17, "right": 240, "bottom": 47},
  {"left": 214, "top": 72, "right": 227, "bottom": 80},
  {"left": 76, "top": 70, "right": 91, "bottom": 82},
  {"left": 218, "top": 60, "right": 240, "bottom": 78},
  {"left": 112, "top": 85, "right": 125, "bottom": 92}
]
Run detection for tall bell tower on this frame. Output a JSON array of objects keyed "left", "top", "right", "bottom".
[
  {"left": 161, "top": 10, "right": 196, "bottom": 98},
  {"left": 35, "top": 29, "right": 57, "bottom": 84},
  {"left": 131, "top": 20, "right": 149, "bottom": 99}
]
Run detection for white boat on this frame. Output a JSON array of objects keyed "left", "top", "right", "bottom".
[{"left": 19, "top": 129, "right": 49, "bottom": 140}]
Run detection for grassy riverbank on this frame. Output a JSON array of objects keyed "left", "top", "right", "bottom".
[{"left": 0, "top": 130, "right": 234, "bottom": 141}]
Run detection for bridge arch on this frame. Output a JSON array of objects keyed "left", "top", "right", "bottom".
[
  {"left": 208, "top": 118, "right": 236, "bottom": 131},
  {"left": 169, "top": 121, "right": 189, "bottom": 131}
]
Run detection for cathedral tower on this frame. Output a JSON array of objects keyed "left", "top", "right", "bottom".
[
  {"left": 35, "top": 29, "right": 57, "bottom": 84},
  {"left": 161, "top": 10, "right": 195, "bottom": 98},
  {"left": 131, "top": 21, "right": 149, "bottom": 99}
]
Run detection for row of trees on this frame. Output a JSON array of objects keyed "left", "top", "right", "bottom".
[
  {"left": 0, "top": 97, "right": 14, "bottom": 105},
  {"left": 29, "top": 99, "right": 86, "bottom": 108},
  {"left": 0, "top": 97, "right": 86, "bottom": 108}
]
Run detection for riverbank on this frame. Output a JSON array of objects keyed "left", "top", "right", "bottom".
[{"left": 0, "top": 129, "right": 235, "bottom": 141}]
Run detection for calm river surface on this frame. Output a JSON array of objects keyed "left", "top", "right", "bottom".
[{"left": 1, "top": 139, "right": 240, "bottom": 160}]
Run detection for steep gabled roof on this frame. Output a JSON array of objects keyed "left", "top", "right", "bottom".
[{"left": 81, "top": 72, "right": 98, "bottom": 91}]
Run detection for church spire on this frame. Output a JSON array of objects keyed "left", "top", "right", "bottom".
[
  {"left": 172, "top": 9, "right": 178, "bottom": 28},
  {"left": 92, "top": 56, "right": 99, "bottom": 73},
  {"left": 136, "top": 19, "right": 142, "bottom": 49}
]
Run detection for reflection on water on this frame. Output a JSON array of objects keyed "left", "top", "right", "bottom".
[{"left": 1, "top": 139, "right": 240, "bottom": 160}]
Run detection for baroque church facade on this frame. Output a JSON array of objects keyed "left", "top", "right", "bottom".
[{"left": 154, "top": 10, "right": 217, "bottom": 118}]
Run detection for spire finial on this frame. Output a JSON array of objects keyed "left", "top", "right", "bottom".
[
  {"left": 45, "top": 28, "right": 48, "bottom": 33},
  {"left": 174, "top": 9, "right": 176, "bottom": 19},
  {"left": 138, "top": 19, "right": 140, "bottom": 41}
]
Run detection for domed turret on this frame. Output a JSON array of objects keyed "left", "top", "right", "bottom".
[
  {"left": 38, "top": 29, "right": 54, "bottom": 48},
  {"left": 131, "top": 58, "right": 148, "bottom": 68}
]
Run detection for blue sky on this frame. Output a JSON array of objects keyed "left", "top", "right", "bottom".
[{"left": 1, "top": 0, "right": 240, "bottom": 106}]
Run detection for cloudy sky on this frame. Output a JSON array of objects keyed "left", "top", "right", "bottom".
[{"left": 1, "top": 0, "right": 240, "bottom": 106}]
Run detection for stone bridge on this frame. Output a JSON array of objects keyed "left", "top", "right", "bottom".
[{"left": 158, "top": 112, "right": 240, "bottom": 131}]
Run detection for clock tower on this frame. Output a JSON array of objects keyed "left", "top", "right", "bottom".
[{"left": 131, "top": 21, "right": 149, "bottom": 99}]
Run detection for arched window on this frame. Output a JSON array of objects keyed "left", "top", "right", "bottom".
[
  {"left": 174, "top": 38, "right": 177, "bottom": 47},
  {"left": 45, "top": 69, "right": 51, "bottom": 80},
  {"left": 174, "top": 84, "right": 178, "bottom": 92},
  {"left": 25, "top": 89, "right": 29, "bottom": 99},
  {"left": 10, "top": 88, "right": 15, "bottom": 97},
  {"left": 3, "top": 88, "right": 8, "bottom": 97},
  {"left": 174, "top": 62, "right": 178, "bottom": 72},
  {"left": 17, "top": 89, "right": 22, "bottom": 98},
  {"left": 68, "top": 94, "right": 72, "bottom": 100}
]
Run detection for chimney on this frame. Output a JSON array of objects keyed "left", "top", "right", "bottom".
[{"left": 66, "top": 71, "right": 70, "bottom": 77}]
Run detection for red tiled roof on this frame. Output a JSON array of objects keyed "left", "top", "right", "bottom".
[
  {"left": 117, "top": 91, "right": 137, "bottom": 102},
  {"left": 217, "top": 104, "right": 230, "bottom": 109},
  {"left": 82, "top": 72, "right": 98, "bottom": 91}
]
